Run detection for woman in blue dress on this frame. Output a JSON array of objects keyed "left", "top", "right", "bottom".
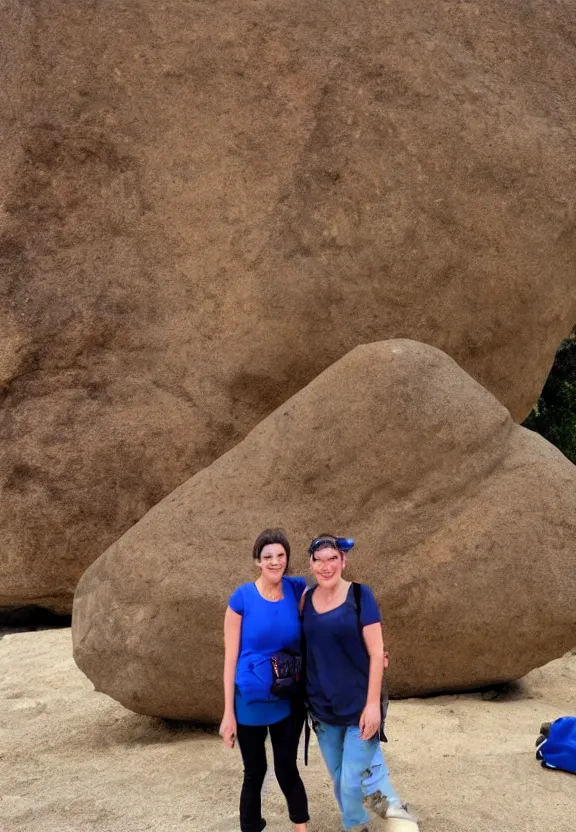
[
  {"left": 302, "top": 534, "right": 418, "bottom": 832},
  {"left": 219, "top": 528, "right": 309, "bottom": 832}
]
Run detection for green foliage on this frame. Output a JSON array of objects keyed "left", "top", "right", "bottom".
[{"left": 523, "top": 331, "right": 576, "bottom": 464}]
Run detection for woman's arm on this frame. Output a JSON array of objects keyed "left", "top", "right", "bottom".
[
  {"left": 219, "top": 606, "right": 242, "bottom": 748},
  {"left": 359, "top": 622, "right": 385, "bottom": 740}
]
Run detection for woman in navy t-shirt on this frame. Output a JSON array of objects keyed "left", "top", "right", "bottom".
[
  {"left": 219, "top": 528, "right": 309, "bottom": 832},
  {"left": 302, "top": 534, "right": 418, "bottom": 832}
]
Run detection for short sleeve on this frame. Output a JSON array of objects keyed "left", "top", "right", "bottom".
[
  {"left": 229, "top": 584, "right": 245, "bottom": 615},
  {"left": 286, "top": 576, "right": 307, "bottom": 601},
  {"left": 359, "top": 584, "right": 381, "bottom": 627}
]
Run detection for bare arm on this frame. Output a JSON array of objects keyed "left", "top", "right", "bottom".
[
  {"left": 223, "top": 606, "right": 242, "bottom": 713},
  {"left": 363, "top": 622, "right": 385, "bottom": 706},
  {"left": 220, "top": 606, "right": 242, "bottom": 747},
  {"left": 359, "top": 622, "right": 385, "bottom": 740}
]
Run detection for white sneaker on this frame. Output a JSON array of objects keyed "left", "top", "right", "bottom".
[
  {"left": 385, "top": 804, "right": 418, "bottom": 824},
  {"left": 384, "top": 820, "right": 419, "bottom": 832}
]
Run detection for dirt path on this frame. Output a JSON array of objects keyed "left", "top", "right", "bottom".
[{"left": 1, "top": 630, "right": 574, "bottom": 832}]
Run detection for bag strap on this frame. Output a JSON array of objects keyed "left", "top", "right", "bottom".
[
  {"left": 352, "top": 582, "right": 365, "bottom": 648},
  {"left": 299, "top": 583, "right": 316, "bottom": 616},
  {"left": 304, "top": 710, "right": 311, "bottom": 765},
  {"left": 299, "top": 585, "right": 316, "bottom": 765},
  {"left": 298, "top": 587, "right": 307, "bottom": 616}
]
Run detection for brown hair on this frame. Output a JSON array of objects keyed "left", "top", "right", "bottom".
[{"left": 252, "top": 528, "right": 291, "bottom": 569}]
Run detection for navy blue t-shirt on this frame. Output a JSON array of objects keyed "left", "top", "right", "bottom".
[
  {"left": 302, "top": 582, "right": 381, "bottom": 726},
  {"left": 229, "top": 576, "right": 306, "bottom": 726}
]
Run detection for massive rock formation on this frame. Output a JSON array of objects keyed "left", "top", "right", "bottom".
[
  {"left": 2, "top": 1, "right": 576, "bottom": 611},
  {"left": 72, "top": 341, "right": 576, "bottom": 718}
]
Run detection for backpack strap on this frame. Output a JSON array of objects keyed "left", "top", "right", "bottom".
[
  {"left": 299, "top": 584, "right": 311, "bottom": 616},
  {"left": 352, "top": 582, "right": 365, "bottom": 647}
]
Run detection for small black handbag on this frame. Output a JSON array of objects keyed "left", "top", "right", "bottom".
[{"left": 270, "top": 648, "right": 303, "bottom": 699}]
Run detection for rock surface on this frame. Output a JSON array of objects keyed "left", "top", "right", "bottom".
[
  {"left": 2, "top": 628, "right": 576, "bottom": 832},
  {"left": 72, "top": 340, "right": 576, "bottom": 718},
  {"left": 2, "top": 1, "right": 576, "bottom": 612}
]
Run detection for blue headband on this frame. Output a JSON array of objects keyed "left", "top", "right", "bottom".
[{"left": 308, "top": 536, "right": 355, "bottom": 555}]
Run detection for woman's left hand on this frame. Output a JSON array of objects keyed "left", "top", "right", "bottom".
[
  {"left": 359, "top": 702, "right": 381, "bottom": 740},
  {"left": 219, "top": 712, "right": 237, "bottom": 749}
]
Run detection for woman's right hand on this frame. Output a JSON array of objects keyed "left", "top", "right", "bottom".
[{"left": 219, "top": 712, "right": 237, "bottom": 749}]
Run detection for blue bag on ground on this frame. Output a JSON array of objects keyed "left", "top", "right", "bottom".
[{"left": 535, "top": 717, "right": 576, "bottom": 773}]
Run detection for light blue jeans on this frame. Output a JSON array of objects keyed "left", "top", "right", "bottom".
[{"left": 313, "top": 721, "right": 402, "bottom": 830}]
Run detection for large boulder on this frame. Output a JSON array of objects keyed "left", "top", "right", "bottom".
[
  {"left": 72, "top": 340, "right": 576, "bottom": 718},
  {"left": 3, "top": 1, "right": 576, "bottom": 612}
]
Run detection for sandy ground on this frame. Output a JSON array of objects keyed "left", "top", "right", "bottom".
[{"left": 0, "top": 630, "right": 574, "bottom": 832}]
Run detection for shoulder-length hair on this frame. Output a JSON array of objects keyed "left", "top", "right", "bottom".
[{"left": 252, "top": 528, "right": 291, "bottom": 569}]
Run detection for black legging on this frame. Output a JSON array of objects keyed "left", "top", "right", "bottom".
[{"left": 236, "top": 706, "right": 309, "bottom": 832}]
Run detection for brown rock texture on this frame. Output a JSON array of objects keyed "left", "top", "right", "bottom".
[
  {"left": 72, "top": 340, "right": 576, "bottom": 718},
  {"left": 2, "top": 1, "right": 576, "bottom": 612}
]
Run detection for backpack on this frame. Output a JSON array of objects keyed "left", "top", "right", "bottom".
[{"left": 535, "top": 717, "right": 576, "bottom": 774}]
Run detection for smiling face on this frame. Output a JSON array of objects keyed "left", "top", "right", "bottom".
[
  {"left": 255, "top": 542, "right": 288, "bottom": 583},
  {"left": 310, "top": 545, "right": 346, "bottom": 590}
]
